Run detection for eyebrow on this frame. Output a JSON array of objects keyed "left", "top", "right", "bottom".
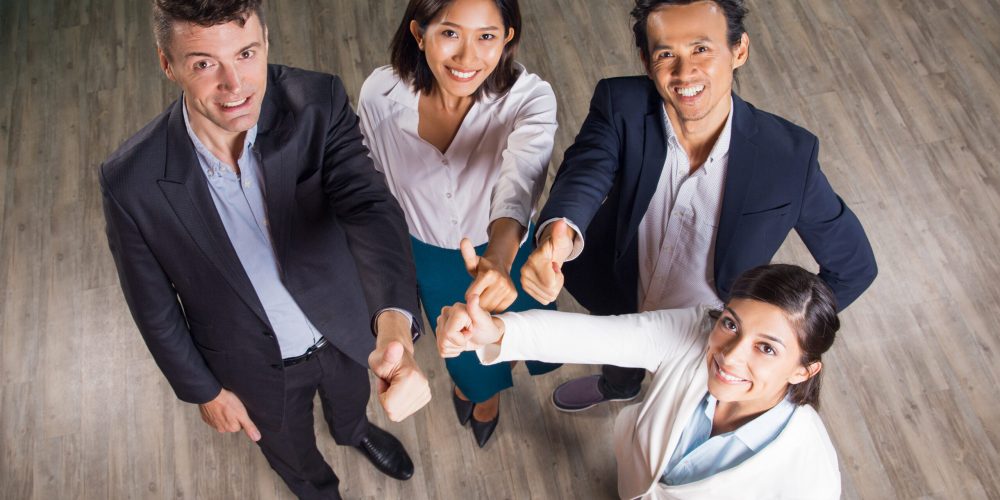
[
  {"left": 440, "top": 21, "right": 501, "bottom": 31},
  {"left": 184, "top": 42, "right": 261, "bottom": 60},
  {"left": 723, "top": 306, "right": 742, "bottom": 325},
  {"left": 759, "top": 334, "right": 786, "bottom": 347},
  {"left": 651, "top": 37, "right": 715, "bottom": 51}
]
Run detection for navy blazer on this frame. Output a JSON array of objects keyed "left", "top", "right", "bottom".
[
  {"left": 101, "top": 65, "right": 419, "bottom": 430},
  {"left": 539, "top": 77, "right": 876, "bottom": 315}
]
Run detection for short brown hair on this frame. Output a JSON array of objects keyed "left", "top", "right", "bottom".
[
  {"left": 389, "top": 0, "right": 522, "bottom": 100},
  {"left": 153, "top": 0, "right": 266, "bottom": 58}
]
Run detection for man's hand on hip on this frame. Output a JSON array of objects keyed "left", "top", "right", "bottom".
[
  {"left": 198, "top": 388, "right": 261, "bottom": 442},
  {"left": 368, "top": 311, "right": 431, "bottom": 422}
]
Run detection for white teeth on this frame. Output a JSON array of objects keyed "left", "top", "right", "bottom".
[
  {"left": 221, "top": 97, "right": 248, "bottom": 108},
  {"left": 716, "top": 361, "right": 748, "bottom": 383},
  {"left": 450, "top": 69, "right": 476, "bottom": 79},
  {"left": 676, "top": 85, "right": 705, "bottom": 97}
]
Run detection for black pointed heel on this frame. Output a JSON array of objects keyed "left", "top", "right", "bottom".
[{"left": 452, "top": 387, "right": 475, "bottom": 426}]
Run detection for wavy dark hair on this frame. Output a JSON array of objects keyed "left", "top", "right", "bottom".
[
  {"left": 728, "top": 264, "right": 840, "bottom": 409},
  {"left": 153, "top": 0, "right": 266, "bottom": 59},
  {"left": 389, "top": 0, "right": 522, "bottom": 99}
]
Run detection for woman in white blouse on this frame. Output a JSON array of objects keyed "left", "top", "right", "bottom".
[
  {"left": 438, "top": 264, "right": 843, "bottom": 499},
  {"left": 358, "top": 0, "right": 559, "bottom": 447}
]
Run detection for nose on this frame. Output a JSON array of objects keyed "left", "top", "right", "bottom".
[
  {"left": 218, "top": 64, "right": 243, "bottom": 94},
  {"left": 719, "top": 335, "right": 747, "bottom": 364},
  {"left": 453, "top": 38, "right": 475, "bottom": 67},
  {"left": 671, "top": 56, "right": 694, "bottom": 79}
]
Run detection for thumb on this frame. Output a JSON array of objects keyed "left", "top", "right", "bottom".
[
  {"left": 460, "top": 238, "right": 479, "bottom": 276},
  {"left": 467, "top": 294, "right": 492, "bottom": 326},
  {"left": 375, "top": 341, "right": 405, "bottom": 376}
]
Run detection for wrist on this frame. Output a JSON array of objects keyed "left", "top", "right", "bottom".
[{"left": 491, "top": 316, "right": 506, "bottom": 345}]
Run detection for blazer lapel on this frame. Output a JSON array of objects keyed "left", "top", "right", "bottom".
[
  {"left": 619, "top": 90, "right": 668, "bottom": 258},
  {"left": 156, "top": 98, "right": 271, "bottom": 326},
  {"left": 256, "top": 83, "right": 294, "bottom": 270},
  {"left": 713, "top": 94, "right": 759, "bottom": 284}
]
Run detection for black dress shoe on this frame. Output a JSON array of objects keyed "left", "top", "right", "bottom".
[
  {"left": 355, "top": 425, "right": 414, "bottom": 480},
  {"left": 471, "top": 411, "right": 499, "bottom": 448},
  {"left": 452, "top": 388, "right": 475, "bottom": 426}
]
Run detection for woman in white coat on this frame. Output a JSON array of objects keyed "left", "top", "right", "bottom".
[{"left": 437, "top": 264, "right": 843, "bottom": 499}]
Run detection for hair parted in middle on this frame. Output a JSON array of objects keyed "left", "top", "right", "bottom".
[{"left": 389, "top": 0, "right": 522, "bottom": 100}]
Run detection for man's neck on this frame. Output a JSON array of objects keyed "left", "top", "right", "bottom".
[
  {"left": 665, "top": 99, "right": 732, "bottom": 172},
  {"left": 185, "top": 99, "right": 246, "bottom": 170}
]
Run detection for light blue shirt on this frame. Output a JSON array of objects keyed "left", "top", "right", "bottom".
[
  {"left": 183, "top": 104, "right": 321, "bottom": 358},
  {"left": 660, "top": 393, "right": 796, "bottom": 486}
]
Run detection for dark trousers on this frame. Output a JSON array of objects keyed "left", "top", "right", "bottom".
[
  {"left": 250, "top": 344, "right": 370, "bottom": 500},
  {"left": 599, "top": 364, "right": 645, "bottom": 398}
]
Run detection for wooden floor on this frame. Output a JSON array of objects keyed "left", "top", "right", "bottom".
[{"left": 2, "top": 0, "right": 999, "bottom": 498}]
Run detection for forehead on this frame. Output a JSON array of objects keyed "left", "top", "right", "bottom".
[
  {"left": 434, "top": 0, "right": 504, "bottom": 27},
  {"left": 169, "top": 12, "right": 265, "bottom": 55},
  {"left": 726, "top": 298, "right": 800, "bottom": 347},
  {"left": 646, "top": 1, "right": 729, "bottom": 46}
]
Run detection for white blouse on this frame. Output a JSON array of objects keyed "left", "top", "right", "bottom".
[{"left": 358, "top": 65, "right": 558, "bottom": 249}]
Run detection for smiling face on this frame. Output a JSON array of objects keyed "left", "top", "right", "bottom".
[
  {"left": 158, "top": 12, "right": 268, "bottom": 144},
  {"left": 409, "top": 0, "right": 514, "bottom": 99},
  {"left": 642, "top": 1, "right": 748, "bottom": 130},
  {"left": 705, "top": 298, "right": 820, "bottom": 411}
]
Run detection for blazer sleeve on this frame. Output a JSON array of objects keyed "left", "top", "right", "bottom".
[
  {"left": 489, "top": 78, "right": 558, "bottom": 232},
  {"left": 795, "top": 140, "right": 878, "bottom": 310},
  {"left": 321, "top": 76, "right": 421, "bottom": 328},
  {"left": 477, "top": 307, "right": 708, "bottom": 373},
  {"left": 101, "top": 171, "right": 223, "bottom": 404},
  {"left": 536, "top": 79, "right": 622, "bottom": 247}
]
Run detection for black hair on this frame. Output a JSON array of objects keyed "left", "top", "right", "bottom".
[
  {"left": 630, "top": 0, "right": 748, "bottom": 60},
  {"left": 389, "top": 0, "right": 522, "bottom": 100},
  {"left": 728, "top": 264, "right": 840, "bottom": 408},
  {"left": 153, "top": 0, "right": 266, "bottom": 59}
]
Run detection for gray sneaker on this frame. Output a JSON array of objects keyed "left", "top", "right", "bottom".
[{"left": 551, "top": 375, "right": 640, "bottom": 412}]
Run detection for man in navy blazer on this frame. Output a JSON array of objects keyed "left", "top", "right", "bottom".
[
  {"left": 520, "top": 0, "right": 876, "bottom": 411},
  {"left": 101, "top": 2, "right": 430, "bottom": 497}
]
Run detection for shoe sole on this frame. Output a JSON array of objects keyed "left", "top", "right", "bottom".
[{"left": 551, "top": 392, "right": 640, "bottom": 413}]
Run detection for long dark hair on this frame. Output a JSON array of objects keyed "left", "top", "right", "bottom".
[
  {"left": 389, "top": 0, "right": 522, "bottom": 99},
  {"left": 728, "top": 264, "right": 840, "bottom": 408}
]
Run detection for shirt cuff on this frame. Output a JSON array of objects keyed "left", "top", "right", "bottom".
[
  {"left": 535, "top": 217, "right": 585, "bottom": 261},
  {"left": 372, "top": 307, "right": 422, "bottom": 343}
]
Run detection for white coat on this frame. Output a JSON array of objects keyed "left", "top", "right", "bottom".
[{"left": 479, "top": 306, "right": 841, "bottom": 499}]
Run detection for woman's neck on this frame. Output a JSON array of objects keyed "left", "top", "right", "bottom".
[{"left": 711, "top": 390, "right": 786, "bottom": 436}]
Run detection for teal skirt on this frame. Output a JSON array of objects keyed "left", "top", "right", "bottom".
[{"left": 411, "top": 229, "right": 560, "bottom": 403}]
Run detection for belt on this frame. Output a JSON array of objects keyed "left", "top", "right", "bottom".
[{"left": 282, "top": 337, "right": 329, "bottom": 367}]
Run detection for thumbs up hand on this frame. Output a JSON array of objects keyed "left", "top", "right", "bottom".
[
  {"left": 368, "top": 313, "right": 431, "bottom": 422},
  {"left": 461, "top": 238, "right": 518, "bottom": 313},
  {"left": 435, "top": 294, "right": 505, "bottom": 358},
  {"left": 520, "top": 219, "right": 575, "bottom": 305}
]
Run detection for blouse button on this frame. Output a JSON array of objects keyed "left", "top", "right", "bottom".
[{"left": 446, "top": 193, "right": 452, "bottom": 198}]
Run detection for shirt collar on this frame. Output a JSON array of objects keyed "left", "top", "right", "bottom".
[
  {"left": 182, "top": 96, "right": 258, "bottom": 176},
  {"left": 704, "top": 393, "right": 797, "bottom": 452},
  {"left": 661, "top": 96, "right": 734, "bottom": 173}
]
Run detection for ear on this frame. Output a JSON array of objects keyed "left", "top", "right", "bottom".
[
  {"left": 409, "top": 20, "right": 424, "bottom": 50},
  {"left": 504, "top": 27, "right": 515, "bottom": 44},
  {"left": 731, "top": 32, "right": 750, "bottom": 70},
  {"left": 158, "top": 48, "right": 176, "bottom": 82},
  {"left": 263, "top": 26, "right": 270, "bottom": 52},
  {"left": 788, "top": 361, "right": 822, "bottom": 385}
]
